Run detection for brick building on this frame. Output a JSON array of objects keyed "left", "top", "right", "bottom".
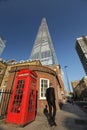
[
  {"left": 71, "top": 76, "right": 87, "bottom": 101},
  {"left": 0, "top": 60, "right": 65, "bottom": 114}
]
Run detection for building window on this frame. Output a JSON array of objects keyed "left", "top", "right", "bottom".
[
  {"left": 40, "top": 78, "right": 49, "bottom": 99},
  {"left": 41, "top": 50, "right": 51, "bottom": 58}
]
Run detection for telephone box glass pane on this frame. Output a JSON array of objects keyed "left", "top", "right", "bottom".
[{"left": 11, "top": 79, "right": 25, "bottom": 113}]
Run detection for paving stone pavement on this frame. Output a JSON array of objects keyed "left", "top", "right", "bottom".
[{"left": 0, "top": 102, "right": 87, "bottom": 130}]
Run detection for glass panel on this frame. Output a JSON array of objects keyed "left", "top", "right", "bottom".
[{"left": 11, "top": 79, "right": 25, "bottom": 113}]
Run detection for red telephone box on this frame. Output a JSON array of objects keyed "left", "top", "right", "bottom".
[{"left": 6, "top": 69, "right": 37, "bottom": 126}]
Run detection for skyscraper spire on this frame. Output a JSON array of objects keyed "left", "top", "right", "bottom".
[{"left": 29, "top": 18, "right": 58, "bottom": 65}]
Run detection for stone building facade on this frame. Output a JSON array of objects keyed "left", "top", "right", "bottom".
[{"left": 0, "top": 59, "right": 7, "bottom": 88}]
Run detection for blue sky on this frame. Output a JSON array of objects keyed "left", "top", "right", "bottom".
[{"left": 0, "top": 0, "right": 87, "bottom": 91}]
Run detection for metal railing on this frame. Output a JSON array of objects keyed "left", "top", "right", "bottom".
[{"left": 0, "top": 89, "right": 12, "bottom": 119}]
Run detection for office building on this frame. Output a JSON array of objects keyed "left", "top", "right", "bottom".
[
  {"left": 0, "top": 36, "right": 5, "bottom": 55},
  {"left": 29, "top": 18, "right": 58, "bottom": 65},
  {"left": 76, "top": 36, "right": 87, "bottom": 75}
]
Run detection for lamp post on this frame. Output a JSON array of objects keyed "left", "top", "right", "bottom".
[{"left": 64, "top": 66, "right": 71, "bottom": 92}]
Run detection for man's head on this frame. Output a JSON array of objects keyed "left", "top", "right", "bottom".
[{"left": 49, "top": 82, "right": 52, "bottom": 87}]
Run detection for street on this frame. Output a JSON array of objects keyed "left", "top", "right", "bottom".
[
  {"left": 0, "top": 102, "right": 87, "bottom": 130},
  {"left": 75, "top": 101, "right": 87, "bottom": 113}
]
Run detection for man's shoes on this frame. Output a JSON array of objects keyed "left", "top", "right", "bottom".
[
  {"left": 49, "top": 118, "right": 57, "bottom": 126},
  {"left": 50, "top": 121, "right": 57, "bottom": 127},
  {"left": 54, "top": 122, "right": 57, "bottom": 126}
]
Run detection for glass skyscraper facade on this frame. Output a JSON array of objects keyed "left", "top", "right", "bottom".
[
  {"left": 76, "top": 36, "right": 87, "bottom": 75},
  {"left": 29, "top": 18, "right": 58, "bottom": 65},
  {"left": 0, "top": 36, "right": 5, "bottom": 56}
]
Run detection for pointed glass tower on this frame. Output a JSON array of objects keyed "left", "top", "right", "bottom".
[{"left": 29, "top": 18, "right": 58, "bottom": 65}]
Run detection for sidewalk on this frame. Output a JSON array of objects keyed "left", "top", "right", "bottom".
[{"left": 0, "top": 103, "right": 87, "bottom": 130}]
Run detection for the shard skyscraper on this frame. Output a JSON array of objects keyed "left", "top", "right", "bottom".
[{"left": 29, "top": 18, "right": 58, "bottom": 65}]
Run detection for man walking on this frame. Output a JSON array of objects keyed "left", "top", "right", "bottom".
[{"left": 46, "top": 83, "right": 56, "bottom": 126}]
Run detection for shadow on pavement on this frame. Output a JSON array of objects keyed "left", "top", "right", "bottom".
[
  {"left": 61, "top": 116, "right": 87, "bottom": 130},
  {"left": 61, "top": 102, "right": 75, "bottom": 114}
]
